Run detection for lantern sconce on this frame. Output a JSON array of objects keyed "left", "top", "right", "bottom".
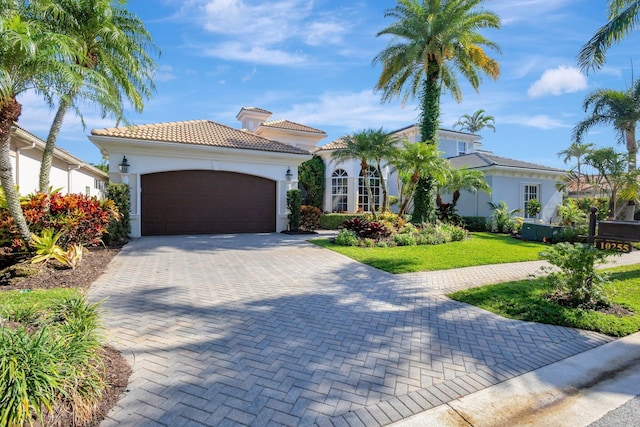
[
  {"left": 285, "top": 167, "right": 293, "bottom": 181},
  {"left": 118, "top": 156, "right": 130, "bottom": 174}
]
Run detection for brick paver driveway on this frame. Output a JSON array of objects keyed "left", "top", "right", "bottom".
[{"left": 89, "top": 234, "right": 613, "bottom": 426}]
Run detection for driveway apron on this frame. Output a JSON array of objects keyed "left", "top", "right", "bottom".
[{"left": 89, "top": 234, "right": 613, "bottom": 427}]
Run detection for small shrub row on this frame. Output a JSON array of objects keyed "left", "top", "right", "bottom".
[
  {"left": 319, "top": 213, "right": 367, "bottom": 230},
  {"left": 462, "top": 216, "right": 487, "bottom": 232},
  {"left": 334, "top": 220, "right": 468, "bottom": 247},
  {"left": 0, "top": 191, "right": 120, "bottom": 260},
  {"left": 0, "top": 296, "right": 105, "bottom": 426}
]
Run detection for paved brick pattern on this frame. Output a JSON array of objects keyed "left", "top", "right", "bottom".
[{"left": 89, "top": 234, "right": 639, "bottom": 426}]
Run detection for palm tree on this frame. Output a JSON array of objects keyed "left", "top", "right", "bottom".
[
  {"left": 437, "top": 168, "right": 491, "bottom": 210},
  {"left": 0, "top": 1, "right": 80, "bottom": 243},
  {"left": 573, "top": 79, "right": 640, "bottom": 219},
  {"left": 38, "top": 0, "right": 158, "bottom": 192},
  {"left": 373, "top": 0, "right": 500, "bottom": 224},
  {"left": 390, "top": 140, "right": 451, "bottom": 217},
  {"left": 367, "top": 128, "right": 399, "bottom": 213},
  {"left": 454, "top": 109, "right": 496, "bottom": 133},
  {"left": 332, "top": 130, "right": 379, "bottom": 219},
  {"left": 557, "top": 141, "right": 594, "bottom": 198},
  {"left": 584, "top": 147, "right": 628, "bottom": 218},
  {"left": 578, "top": 1, "right": 640, "bottom": 72}
]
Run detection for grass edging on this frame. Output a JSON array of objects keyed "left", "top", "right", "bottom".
[
  {"left": 448, "top": 263, "right": 640, "bottom": 337},
  {"left": 311, "top": 232, "right": 547, "bottom": 273}
]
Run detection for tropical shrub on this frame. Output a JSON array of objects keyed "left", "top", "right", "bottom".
[
  {"left": 300, "top": 205, "right": 321, "bottom": 231},
  {"left": 286, "top": 189, "right": 303, "bottom": 231},
  {"left": 319, "top": 213, "right": 366, "bottom": 229},
  {"left": 335, "top": 229, "right": 358, "bottom": 246},
  {"left": 525, "top": 198, "right": 542, "bottom": 218},
  {"left": 30, "top": 229, "right": 67, "bottom": 265},
  {"left": 556, "top": 198, "right": 587, "bottom": 226},
  {"left": 575, "top": 197, "right": 609, "bottom": 221},
  {"left": 298, "top": 156, "right": 325, "bottom": 208},
  {"left": 0, "top": 296, "right": 104, "bottom": 427},
  {"left": 539, "top": 243, "right": 617, "bottom": 306},
  {"left": 341, "top": 217, "right": 390, "bottom": 240},
  {"left": 0, "top": 192, "right": 117, "bottom": 258},
  {"left": 554, "top": 225, "right": 588, "bottom": 243},
  {"left": 488, "top": 201, "right": 522, "bottom": 234},
  {"left": 462, "top": 216, "right": 487, "bottom": 232},
  {"left": 394, "top": 232, "right": 416, "bottom": 246},
  {"left": 104, "top": 183, "right": 129, "bottom": 245}
]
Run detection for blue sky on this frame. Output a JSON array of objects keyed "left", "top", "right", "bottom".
[{"left": 16, "top": 0, "right": 640, "bottom": 170}]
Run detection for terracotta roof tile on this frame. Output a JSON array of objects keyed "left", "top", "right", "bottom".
[
  {"left": 317, "top": 137, "right": 348, "bottom": 151},
  {"left": 91, "top": 120, "right": 310, "bottom": 155},
  {"left": 261, "top": 119, "right": 326, "bottom": 135},
  {"left": 241, "top": 106, "right": 272, "bottom": 115}
]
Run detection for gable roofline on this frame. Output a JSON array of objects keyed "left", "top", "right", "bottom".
[
  {"left": 11, "top": 124, "right": 107, "bottom": 178},
  {"left": 258, "top": 119, "right": 327, "bottom": 135},
  {"left": 448, "top": 152, "right": 564, "bottom": 174},
  {"left": 91, "top": 119, "right": 311, "bottom": 156}
]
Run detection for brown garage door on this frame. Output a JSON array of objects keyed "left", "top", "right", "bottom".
[{"left": 141, "top": 170, "right": 276, "bottom": 235}]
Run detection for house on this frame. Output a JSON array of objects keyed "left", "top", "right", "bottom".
[
  {"left": 10, "top": 124, "right": 108, "bottom": 198},
  {"left": 89, "top": 107, "right": 326, "bottom": 237},
  {"left": 316, "top": 124, "right": 564, "bottom": 223},
  {"left": 89, "top": 107, "right": 564, "bottom": 237}
]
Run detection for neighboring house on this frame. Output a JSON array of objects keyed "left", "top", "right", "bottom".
[
  {"left": 316, "top": 124, "right": 564, "bottom": 223},
  {"left": 89, "top": 107, "right": 326, "bottom": 237},
  {"left": 10, "top": 124, "right": 108, "bottom": 198}
]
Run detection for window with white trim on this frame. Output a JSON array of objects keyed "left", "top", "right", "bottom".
[
  {"left": 331, "top": 169, "right": 348, "bottom": 212},
  {"left": 358, "top": 166, "right": 380, "bottom": 212},
  {"left": 457, "top": 141, "right": 467, "bottom": 156},
  {"left": 524, "top": 184, "right": 540, "bottom": 219}
]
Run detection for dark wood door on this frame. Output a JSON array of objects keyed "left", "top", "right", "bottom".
[{"left": 141, "top": 170, "right": 276, "bottom": 235}]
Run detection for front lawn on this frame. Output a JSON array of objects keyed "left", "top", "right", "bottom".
[
  {"left": 311, "top": 232, "right": 547, "bottom": 273},
  {"left": 449, "top": 263, "right": 640, "bottom": 337}
]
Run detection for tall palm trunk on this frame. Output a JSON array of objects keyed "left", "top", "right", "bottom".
[
  {"left": 624, "top": 127, "right": 637, "bottom": 220},
  {"left": 360, "top": 159, "right": 377, "bottom": 220},
  {"left": 412, "top": 70, "right": 440, "bottom": 225},
  {"left": 39, "top": 94, "right": 74, "bottom": 192},
  {"left": 375, "top": 160, "right": 388, "bottom": 213},
  {"left": 0, "top": 98, "right": 31, "bottom": 244}
]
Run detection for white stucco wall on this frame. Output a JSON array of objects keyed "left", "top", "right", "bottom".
[{"left": 92, "top": 138, "right": 311, "bottom": 237}]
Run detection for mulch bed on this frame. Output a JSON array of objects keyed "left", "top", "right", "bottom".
[{"left": 0, "top": 245, "right": 131, "bottom": 426}]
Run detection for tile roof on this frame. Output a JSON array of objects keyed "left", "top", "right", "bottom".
[
  {"left": 241, "top": 106, "right": 272, "bottom": 115},
  {"left": 448, "top": 152, "right": 564, "bottom": 173},
  {"left": 316, "top": 137, "right": 348, "bottom": 151},
  {"left": 91, "top": 120, "right": 310, "bottom": 155},
  {"left": 261, "top": 119, "right": 327, "bottom": 135}
]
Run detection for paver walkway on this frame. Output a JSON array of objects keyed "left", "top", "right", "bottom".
[{"left": 88, "top": 234, "right": 640, "bottom": 426}]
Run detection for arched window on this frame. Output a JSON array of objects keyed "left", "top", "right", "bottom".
[
  {"left": 331, "top": 169, "right": 348, "bottom": 212},
  {"left": 358, "top": 166, "right": 380, "bottom": 212}
]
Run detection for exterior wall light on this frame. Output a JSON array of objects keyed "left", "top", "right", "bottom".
[
  {"left": 118, "top": 156, "right": 130, "bottom": 173},
  {"left": 285, "top": 167, "right": 293, "bottom": 181}
]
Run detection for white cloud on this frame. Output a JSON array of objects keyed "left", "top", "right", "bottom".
[
  {"left": 173, "top": 0, "right": 351, "bottom": 65},
  {"left": 281, "top": 90, "right": 416, "bottom": 133},
  {"left": 203, "top": 42, "right": 308, "bottom": 66},
  {"left": 492, "top": 0, "right": 576, "bottom": 25},
  {"left": 502, "top": 114, "right": 572, "bottom": 130},
  {"left": 155, "top": 65, "right": 177, "bottom": 82},
  {"left": 527, "top": 66, "right": 587, "bottom": 98}
]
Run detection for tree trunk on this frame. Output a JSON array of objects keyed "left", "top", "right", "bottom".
[
  {"left": 412, "top": 72, "right": 441, "bottom": 225},
  {"left": 376, "top": 161, "right": 388, "bottom": 213},
  {"left": 361, "top": 161, "right": 377, "bottom": 220},
  {"left": 0, "top": 98, "right": 31, "bottom": 244},
  {"left": 39, "top": 95, "right": 72, "bottom": 193},
  {"left": 624, "top": 127, "right": 637, "bottom": 220}
]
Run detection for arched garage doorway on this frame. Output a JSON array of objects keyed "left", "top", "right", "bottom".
[{"left": 141, "top": 170, "right": 276, "bottom": 235}]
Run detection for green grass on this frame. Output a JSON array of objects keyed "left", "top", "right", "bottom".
[
  {"left": 0, "top": 288, "right": 81, "bottom": 319},
  {"left": 449, "top": 264, "right": 640, "bottom": 337},
  {"left": 311, "top": 232, "right": 547, "bottom": 273}
]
